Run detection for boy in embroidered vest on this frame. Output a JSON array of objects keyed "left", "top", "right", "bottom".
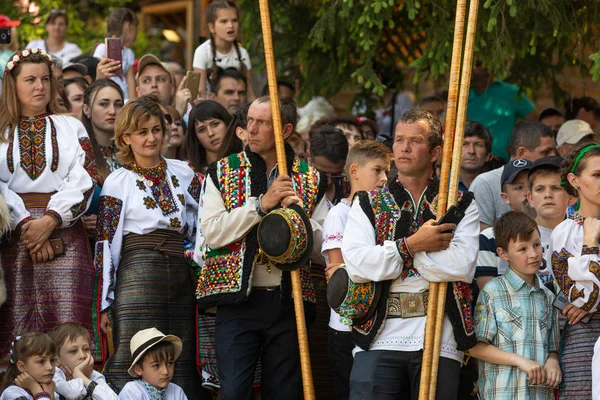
[
  {"left": 119, "top": 328, "right": 187, "bottom": 400},
  {"left": 341, "top": 109, "right": 480, "bottom": 400},
  {"left": 476, "top": 158, "right": 533, "bottom": 289},
  {"left": 198, "top": 96, "right": 328, "bottom": 400},
  {"left": 471, "top": 211, "right": 561, "bottom": 400},
  {"left": 49, "top": 323, "right": 118, "bottom": 400},
  {"left": 323, "top": 140, "right": 392, "bottom": 400}
]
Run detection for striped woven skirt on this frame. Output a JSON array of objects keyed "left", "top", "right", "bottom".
[
  {"left": 0, "top": 193, "right": 102, "bottom": 363},
  {"left": 559, "top": 313, "right": 600, "bottom": 399},
  {"left": 103, "top": 229, "right": 200, "bottom": 398}
]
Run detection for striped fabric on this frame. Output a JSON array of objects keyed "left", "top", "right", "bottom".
[
  {"left": 0, "top": 195, "right": 101, "bottom": 363},
  {"left": 102, "top": 231, "right": 200, "bottom": 398},
  {"left": 559, "top": 316, "right": 600, "bottom": 399}
]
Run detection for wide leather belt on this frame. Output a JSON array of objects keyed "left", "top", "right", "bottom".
[{"left": 386, "top": 291, "right": 429, "bottom": 319}]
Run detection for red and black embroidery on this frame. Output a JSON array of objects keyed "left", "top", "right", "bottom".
[
  {"left": 171, "top": 175, "right": 180, "bottom": 188},
  {"left": 6, "top": 138, "right": 14, "bottom": 173},
  {"left": 143, "top": 196, "right": 157, "bottom": 209},
  {"left": 187, "top": 175, "right": 201, "bottom": 202},
  {"left": 97, "top": 195, "right": 123, "bottom": 243},
  {"left": 49, "top": 118, "right": 58, "bottom": 171},
  {"left": 70, "top": 186, "right": 94, "bottom": 219},
  {"left": 170, "top": 217, "right": 182, "bottom": 228},
  {"left": 44, "top": 209, "right": 62, "bottom": 227},
  {"left": 78, "top": 136, "right": 100, "bottom": 183}
]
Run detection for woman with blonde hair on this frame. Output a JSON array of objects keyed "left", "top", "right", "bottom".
[
  {"left": 95, "top": 96, "right": 200, "bottom": 396},
  {"left": 0, "top": 49, "right": 98, "bottom": 364}
]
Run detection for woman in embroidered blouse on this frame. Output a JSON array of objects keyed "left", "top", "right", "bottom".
[
  {"left": 0, "top": 49, "right": 98, "bottom": 364},
  {"left": 95, "top": 97, "right": 200, "bottom": 397},
  {"left": 552, "top": 143, "right": 600, "bottom": 399},
  {"left": 80, "top": 79, "right": 124, "bottom": 238}
]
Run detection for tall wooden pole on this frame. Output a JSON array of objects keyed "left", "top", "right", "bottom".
[
  {"left": 258, "top": 1, "right": 316, "bottom": 399},
  {"left": 424, "top": 0, "right": 480, "bottom": 399},
  {"left": 418, "top": 0, "right": 467, "bottom": 398}
]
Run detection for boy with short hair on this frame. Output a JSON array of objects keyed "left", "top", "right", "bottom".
[
  {"left": 476, "top": 158, "right": 533, "bottom": 287},
  {"left": 49, "top": 322, "right": 118, "bottom": 400},
  {"left": 526, "top": 156, "right": 571, "bottom": 288},
  {"left": 470, "top": 211, "right": 561, "bottom": 400},
  {"left": 119, "top": 328, "right": 187, "bottom": 400},
  {"left": 322, "top": 140, "right": 392, "bottom": 400}
]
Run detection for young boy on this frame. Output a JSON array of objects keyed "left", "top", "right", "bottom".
[
  {"left": 471, "top": 211, "right": 561, "bottom": 399},
  {"left": 526, "top": 156, "right": 571, "bottom": 288},
  {"left": 49, "top": 322, "right": 118, "bottom": 400},
  {"left": 322, "top": 140, "right": 392, "bottom": 400},
  {"left": 476, "top": 158, "right": 533, "bottom": 288},
  {"left": 119, "top": 328, "right": 187, "bottom": 400}
]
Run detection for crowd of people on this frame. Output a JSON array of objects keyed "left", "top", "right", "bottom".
[{"left": 1, "top": 1, "right": 600, "bottom": 399}]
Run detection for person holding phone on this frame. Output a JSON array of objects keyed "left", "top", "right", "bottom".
[
  {"left": 550, "top": 143, "right": 600, "bottom": 399},
  {"left": 0, "top": 49, "right": 100, "bottom": 365},
  {"left": 94, "top": 8, "right": 138, "bottom": 102}
]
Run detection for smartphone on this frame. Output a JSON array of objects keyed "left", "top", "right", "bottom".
[
  {"left": 0, "top": 28, "right": 11, "bottom": 45},
  {"left": 435, "top": 205, "right": 464, "bottom": 233},
  {"left": 49, "top": 237, "right": 65, "bottom": 256},
  {"left": 186, "top": 71, "right": 200, "bottom": 100},
  {"left": 553, "top": 292, "right": 592, "bottom": 323},
  {"left": 105, "top": 37, "right": 123, "bottom": 75}
]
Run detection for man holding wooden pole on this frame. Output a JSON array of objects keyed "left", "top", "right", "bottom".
[{"left": 341, "top": 109, "right": 479, "bottom": 399}]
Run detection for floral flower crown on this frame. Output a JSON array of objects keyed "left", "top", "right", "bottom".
[{"left": 4, "top": 48, "right": 53, "bottom": 74}]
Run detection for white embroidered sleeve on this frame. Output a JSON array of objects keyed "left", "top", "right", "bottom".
[{"left": 0, "top": 180, "right": 31, "bottom": 230}]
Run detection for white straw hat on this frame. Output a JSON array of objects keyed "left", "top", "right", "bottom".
[{"left": 127, "top": 327, "right": 182, "bottom": 377}]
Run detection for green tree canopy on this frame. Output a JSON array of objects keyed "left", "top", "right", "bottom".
[{"left": 238, "top": 0, "right": 600, "bottom": 109}]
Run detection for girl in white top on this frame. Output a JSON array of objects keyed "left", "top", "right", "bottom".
[
  {"left": 93, "top": 8, "right": 138, "bottom": 102},
  {"left": 0, "top": 333, "right": 59, "bottom": 400},
  {"left": 193, "top": 1, "right": 255, "bottom": 101},
  {"left": 26, "top": 9, "right": 82, "bottom": 62}
]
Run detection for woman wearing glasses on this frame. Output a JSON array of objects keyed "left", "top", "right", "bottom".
[{"left": 26, "top": 9, "right": 82, "bottom": 62}]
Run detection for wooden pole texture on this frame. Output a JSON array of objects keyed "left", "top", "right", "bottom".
[
  {"left": 427, "top": 0, "right": 480, "bottom": 399},
  {"left": 417, "top": 0, "right": 467, "bottom": 398},
  {"left": 258, "top": 1, "right": 316, "bottom": 399}
]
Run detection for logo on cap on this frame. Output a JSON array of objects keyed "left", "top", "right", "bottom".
[{"left": 513, "top": 159, "right": 528, "bottom": 167}]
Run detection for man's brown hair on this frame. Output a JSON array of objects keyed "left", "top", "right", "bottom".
[
  {"left": 345, "top": 140, "right": 392, "bottom": 176},
  {"left": 48, "top": 322, "right": 90, "bottom": 352},
  {"left": 527, "top": 168, "right": 561, "bottom": 190},
  {"left": 396, "top": 109, "right": 443, "bottom": 150},
  {"left": 494, "top": 211, "right": 540, "bottom": 251}
]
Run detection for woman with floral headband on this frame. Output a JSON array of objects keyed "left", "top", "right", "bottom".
[
  {"left": 95, "top": 96, "right": 201, "bottom": 397},
  {"left": 551, "top": 143, "right": 600, "bottom": 399},
  {"left": 0, "top": 49, "right": 99, "bottom": 365}
]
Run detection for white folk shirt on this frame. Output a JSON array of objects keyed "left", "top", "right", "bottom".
[
  {"left": 551, "top": 216, "right": 600, "bottom": 312},
  {"left": 321, "top": 198, "right": 352, "bottom": 332},
  {"left": 200, "top": 176, "right": 328, "bottom": 288},
  {"left": 118, "top": 380, "right": 187, "bottom": 400},
  {"left": 53, "top": 368, "right": 118, "bottom": 400},
  {"left": 0, "top": 386, "right": 57, "bottom": 400},
  {"left": 26, "top": 39, "right": 82, "bottom": 62},
  {"left": 0, "top": 114, "right": 93, "bottom": 230},
  {"left": 95, "top": 159, "right": 199, "bottom": 311},
  {"left": 341, "top": 198, "right": 479, "bottom": 362}
]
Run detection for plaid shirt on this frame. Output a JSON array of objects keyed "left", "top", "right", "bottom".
[{"left": 474, "top": 268, "right": 560, "bottom": 400}]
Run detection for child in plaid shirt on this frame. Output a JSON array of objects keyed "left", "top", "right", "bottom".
[{"left": 470, "top": 211, "right": 561, "bottom": 399}]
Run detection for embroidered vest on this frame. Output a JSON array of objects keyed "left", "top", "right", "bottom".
[
  {"left": 352, "top": 178, "right": 477, "bottom": 351},
  {"left": 196, "top": 146, "right": 326, "bottom": 309}
]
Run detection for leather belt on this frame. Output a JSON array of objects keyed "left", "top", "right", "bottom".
[
  {"left": 252, "top": 286, "right": 281, "bottom": 292},
  {"left": 386, "top": 291, "right": 429, "bottom": 319}
]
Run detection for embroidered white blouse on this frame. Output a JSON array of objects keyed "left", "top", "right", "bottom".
[
  {"left": 551, "top": 215, "right": 600, "bottom": 313},
  {"left": 341, "top": 198, "right": 479, "bottom": 362},
  {"left": 0, "top": 114, "right": 93, "bottom": 230},
  {"left": 53, "top": 368, "right": 118, "bottom": 400},
  {"left": 0, "top": 386, "right": 56, "bottom": 400},
  {"left": 95, "top": 158, "right": 200, "bottom": 311},
  {"left": 321, "top": 198, "right": 352, "bottom": 332},
  {"left": 118, "top": 380, "right": 187, "bottom": 400}
]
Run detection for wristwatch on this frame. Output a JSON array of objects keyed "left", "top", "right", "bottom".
[{"left": 256, "top": 194, "right": 268, "bottom": 217}]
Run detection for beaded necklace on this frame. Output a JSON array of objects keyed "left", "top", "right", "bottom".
[{"left": 126, "top": 157, "right": 170, "bottom": 203}]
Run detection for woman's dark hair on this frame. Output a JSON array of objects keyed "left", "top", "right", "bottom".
[
  {"left": 186, "top": 100, "right": 233, "bottom": 173},
  {"left": 107, "top": 8, "right": 137, "bottom": 38},
  {"left": 81, "top": 79, "right": 124, "bottom": 182},
  {"left": 64, "top": 77, "right": 89, "bottom": 99},
  {"left": 0, "top": 333, "right": 56, "bottom": 394},
  {"left": 310, "top": 125, "right": 349, "bottom": 165},
  {"left": 46, "top": 9, "right": 68, "bottom": 26},
  {"left": 206, "top": 0, "right": 246, "bottom": 85},
  {"left": 218, "top": 102, "right": 250, "bottom": 159},
  {"left": 560, "top": 143, "right": 600, "bottom": 197}
]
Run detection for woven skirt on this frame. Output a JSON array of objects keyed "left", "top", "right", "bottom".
[
  {"left": 559, "top": 314, "right": 600, "bottom": 399},
  {"left": 103, "top": 230, "right": 200, "bottom": 398},
  {"left": 0, "top": 193, "right": 102, "bottom": 363}
]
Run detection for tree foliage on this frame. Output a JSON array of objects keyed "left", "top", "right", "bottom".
[{"left": 238, "top": 0, "right": 600, "bottom": 108}]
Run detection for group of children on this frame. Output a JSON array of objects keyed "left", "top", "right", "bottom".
[
  {"left": 322, "top": 139, "right": 598, "bottom": 399},
  {"left": 0, "top": 325, "right": 186, "bottom": 400}
]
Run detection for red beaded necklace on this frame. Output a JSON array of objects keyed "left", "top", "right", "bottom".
[{"left": 127, "top": 157, "right": 167, "bottom": 188}]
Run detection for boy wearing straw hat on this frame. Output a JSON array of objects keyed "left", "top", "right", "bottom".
[
  {"left": 119, "top": 328, "right": 187, "bottom": 400},
  {"left": 341, "top": 109, "right": 480, "bottom": 400},
  {"left": 197, "top": 96, "right": 328, "bottom": 400}
]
